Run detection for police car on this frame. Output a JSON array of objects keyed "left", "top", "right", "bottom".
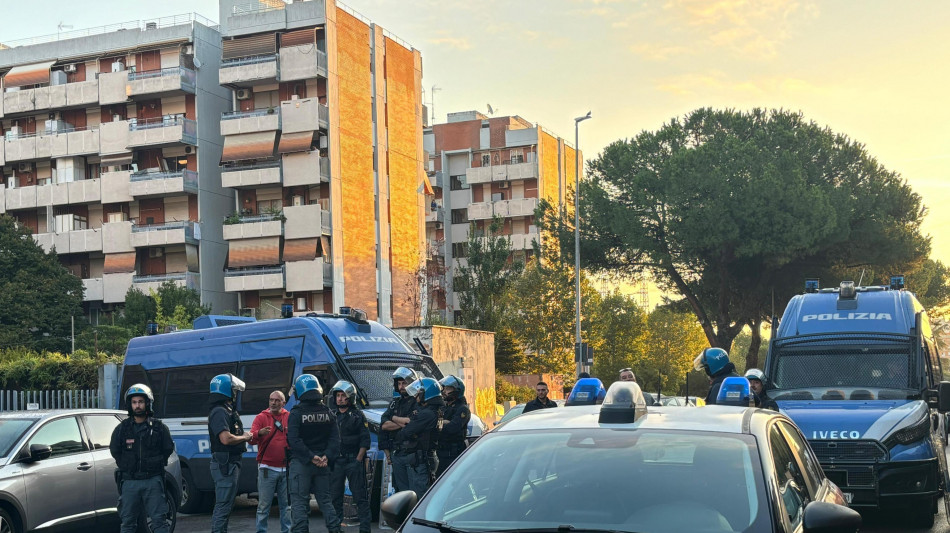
[{"left": 381, "top": 381, "right": 860, "bottom": 533}]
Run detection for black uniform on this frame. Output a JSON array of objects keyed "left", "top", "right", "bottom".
[
  {"left": 381, "top": 394, "right": 416, "bottom": 492},
  {"left": 110, "top": 416, "right": 175, "bottom": 533},
  {"left": 436, "top": 397, "right": 469, "bottom": 476},
  {"left": 330, "top": 407, "right": 371, "bottom": 533},
  {"left": 208, "top": 400, "right": 246, "bottom": 533},
  {"left": 288, "top": 398, "right": 341, "bottom": 533},
  {"left": 523, "top": 397, "right": 558, "bottom": 413},
  {"left": 396, "top": 396, "right": 444, "bottom": 496},
  {"left": 704, "top": 363, "right": 740, "bottom": 405},
  {"left": 755, "top": 391, "right": 780, "bottom": 411}
]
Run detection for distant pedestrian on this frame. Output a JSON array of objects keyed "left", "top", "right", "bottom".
[
  {"left": 329, "top": 380, "right": 371, "bottom": 533},
  {"left": 208, "top": 374, "right": 253, "bottom": 533},
  {"left": 249, "top": 391, "right": 291, "bottom": 533},
  {"left": 619, "top": 368, "right": 636, "bottom": 382},
  {"left": 745, "top": 369, "right": 779, "bottom": 411},
  {"left": 523, "top": 382, "right": 558, "bottom": 413},
  {"left": 110, "top": 384, "right": 175, "bottom": 533},
  {"left": 436, "top": 375, "right": 470, "bottom": 476}
]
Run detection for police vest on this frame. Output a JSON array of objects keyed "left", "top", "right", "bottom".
[
  {"left": 439, "top": 401, "right": 469, "bottom": 448},
  {"left": 403, "top": 401, "right": 443, "bottom": 453},
  {"left": 116, "top": 417, "right": 166, "bottom": 477},
  {"left": 208, "top": 403, "right": 247, "bottom": 457},
  {"left": 290, "top": 401, "right": 335, "bottom": 460},
  {"left": 336, "top": 408, "right": 366, "bottom": 455}
]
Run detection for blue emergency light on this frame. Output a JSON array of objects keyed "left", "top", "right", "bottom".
[
  {"left": 805, "top": 279, "right": 820, "bottom": 293},
  {"left": 566, "top": 377, "right": 606, "bottom": 406},
  {"left": 890, "top": 275, "right": 905, "bottom": 290},
  {"left": 716, "top": 376, "right": 753, "bottom": 407},
  {"left": 281, "top": 303, "right": 294, "bottom": 318}
]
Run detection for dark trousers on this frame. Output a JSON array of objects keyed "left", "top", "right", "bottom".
[
  {"left": 211, "top": 461, "right": 241, "bottom": 533},
  {"left": 435, "top": 448, "right": 462, "bottom": 477},
  {"left": 290, "top": 458, "right": 340, "bottom": 533},
  {"left": 391, "top": 452, "right": 413, "bottom": 493},
  {"left": 330, "top": 456, "right": 372, "bottom": 533},
  {"left": 119, "top": 475, "right": 169, "bottom": 533}
]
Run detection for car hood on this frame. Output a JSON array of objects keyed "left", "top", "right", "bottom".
[{"left": 779, "top": 399, "right": 927, "bottom": 441}]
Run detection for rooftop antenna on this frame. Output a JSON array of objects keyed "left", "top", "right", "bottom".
[{"left": 430, "top": 85, "right": 441, "bottom": 124}]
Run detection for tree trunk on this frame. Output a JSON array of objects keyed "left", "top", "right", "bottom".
[{"left": 746, "top": 318, "right": 764, "bottom": 370}]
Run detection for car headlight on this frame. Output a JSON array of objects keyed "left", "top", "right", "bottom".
[{"left": 884, "top": 415, "right": 931, "bottom": 448}]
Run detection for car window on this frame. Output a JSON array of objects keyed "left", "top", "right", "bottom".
[
  {"left": 0, "top": 419, "right": 37, "bottom": 457},
  {"left": 28, "top": 417, "right": 87, "bottom": 457},
  {"left": 83, "top": 415, "right": 121, "bottom": 450},
  {"left": 778, "top": 421, "right": 823, "bottom": 496},
  {"left": 769, "top": 424, "right": 809, "bottom": 527}
]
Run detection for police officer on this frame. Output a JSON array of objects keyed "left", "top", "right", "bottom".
[
  {"left": 208, "top": 373, "right": 252, "bottom": 533},
  {"left": 287, "top": 374, "right": 341, "bottom": 533},
  {"left": 328, "top": 381, "right": 371, "bottom": 533},
  {"left": 380, "top": 367, "right": 418, "bottom": 493},
  {"left": 745, "top": 369, "right": 779, "bottom": 411},
  {"left": 693, "top": 347, "right": 740, "bottom": 405},
  {"left": 436, "top": 375, "right": 469, "bottom": 477},
  {"left": 396, "top": 377, "right": 444, "bottom": 496},
  {"left": 110, "top": 384, "right": 175, "bottom": 533}
]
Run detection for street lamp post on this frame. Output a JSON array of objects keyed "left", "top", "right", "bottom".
[{"left": 574, "top": 111, "right": 592, "bottom": 378}]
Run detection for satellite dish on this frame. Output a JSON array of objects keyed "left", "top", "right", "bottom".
[{"left": 487, "top": 103, "right": 494, "bottom": 115}]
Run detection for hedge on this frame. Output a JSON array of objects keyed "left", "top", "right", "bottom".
[{"left": 0, "top": 348, "right": 121, "bottom": 390}]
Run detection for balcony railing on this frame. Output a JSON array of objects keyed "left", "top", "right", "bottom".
[
  {"left": 128, "top": 65, "right": 194, "bottom": 81},
  {"left": 132, "top": 272, "right": 198, "bottom": 283},
  {"left": 221, "top": 54, "right": 279, "bottom": 68},
  {"left": 222, "top": 108, "right": 280, "bottom": 121},
  {"left": 128, "top": 114, "right": 192, "bottom": 131},
  {"left": 225, "top": 266, "right": 284, "bottom": 277},
  {"left": 222, "top": 160, "right": 281, "bottom": 172},
  {"left": 131, "top": 220, "right": 197, "bottom": 235},
  {"left": 130, "top": 169, "right": 197, "bottom": 186},
  {"left": 229, "top": 213, "right": 283, "bottom": 224}
]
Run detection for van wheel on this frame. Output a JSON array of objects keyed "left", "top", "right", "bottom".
[
  {"left": 911, "top": 498, "right": 935, "bottom": 528},
  {"left": 0, "top": 509, "right": 18, "bottom": 533},
  {"left": 178, "top": 467, "right": 205, "bottom": 514}
]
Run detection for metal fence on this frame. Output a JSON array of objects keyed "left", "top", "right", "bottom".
[{"left": 0, "top": 390, "right": 100, "bottom": 411}]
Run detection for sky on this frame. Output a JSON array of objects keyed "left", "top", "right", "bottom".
[{"left": 4, "top": 0, "right": 948, "bottom": 269}]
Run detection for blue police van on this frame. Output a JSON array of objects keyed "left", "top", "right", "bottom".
[
  {"left": 764, "top": 278, "right": 950, "bottom": 527},
  {"left": 116, "top": 309, "right": 444, "bottom": 516}
]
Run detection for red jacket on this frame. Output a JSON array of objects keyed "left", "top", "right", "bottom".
[{"left": 250, "top": 408, "right": 290, "bottom": 468}]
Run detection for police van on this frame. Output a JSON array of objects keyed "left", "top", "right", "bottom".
[
  {"left": 116, "top": 308, "right": 444, "bottom": 515},
  {"left": 764, "top": 277, "right": 950, "bottom": 527}
]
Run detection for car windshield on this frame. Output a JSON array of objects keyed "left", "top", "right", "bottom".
[
  {"left": 0, "top": 419, "right": 38, "bottom": 457},
  {"left": 414, "top": 428, "right": 769, "bottom": 533}
]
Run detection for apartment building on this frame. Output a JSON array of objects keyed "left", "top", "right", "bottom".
[
  {"left": 423, "top": 111, "right": 578, "bottom": 324},
  {"left": 0, "top": 14, "right": 234, "bottom": 322},
  {"left": 216, "top": 0, "right": 425, "bottom": 325}
]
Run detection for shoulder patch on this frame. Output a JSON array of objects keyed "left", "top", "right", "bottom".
[{"left": 460, "top": 411, "right": 468, "bottom": 418}]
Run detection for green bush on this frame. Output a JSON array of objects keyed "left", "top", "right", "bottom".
[
  {"left": 0, "top": 348, "right": 120, "bottom": 390},
  {"left": 495, "top": 376, "right": 535, "bottom": 404}
]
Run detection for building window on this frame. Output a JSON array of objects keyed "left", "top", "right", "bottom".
[
  {"left": 481, "top": 154, "right": 490, "bottom": 167},
  {"left": 257, "top": 199, "right": 281, "bottom": 214},
  {"left": 450, "top": 175, "right": 468, "bottom": 191},
  {"left": 453, "top": 310, "right": 463, "bottom": 325},
  {"left": 510, "top": 148, "right": 524, "bottom": 164},
  {"left": 451, "top": 208, "right": 468, "bottom": 225},
  {"left": 451, "top": 242, "right": 468, "bottom": 258}
]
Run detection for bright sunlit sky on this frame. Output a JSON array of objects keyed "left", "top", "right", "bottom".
[{"left": 4, "top": 1, "right": 948, "bottom": 268}]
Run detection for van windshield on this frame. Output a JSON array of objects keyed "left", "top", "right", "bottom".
[
  {"left": 342, "top": 352, "right": 440, "bottom": 402},
  {"left": 769, "top": 339, "right": 918, "bottom": 401}
]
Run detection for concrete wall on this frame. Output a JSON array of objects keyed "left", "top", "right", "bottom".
[{"left": 393, "top": 325, "right": 496, "bottom": 424}]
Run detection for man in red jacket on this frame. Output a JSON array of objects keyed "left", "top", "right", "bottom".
[{"left": 250, "top": 391, "right": 291, "bottom": 533}]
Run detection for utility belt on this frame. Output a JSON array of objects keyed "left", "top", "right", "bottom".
[{"left": 410, "top": 449, "right": 437, "bottom": 470}]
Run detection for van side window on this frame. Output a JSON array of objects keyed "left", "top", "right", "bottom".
[
  {"left": 165, "top": 364, "right": 237, "bottom": 418},
  {"left": 238, "top": 358, "right": 296, "bottom": 414},
  {"left": 145, "top": 369, "right": 168, "bottom": 417},
  {"left": 120, "top": 365, "right": 148, "bottom": 410},
  {"left": 302, "top": 365, "right": 339, "bottom": 397}
]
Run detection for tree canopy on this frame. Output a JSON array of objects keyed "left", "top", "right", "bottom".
[
  {"left": 0, "top": 215, "right": 84, "bottom": 352},
  {"left": 546, "top": 108, "right": 931, "bottom": 367},
  {"left": 455, "top": 216, "right": 523, "bottom": 332}
]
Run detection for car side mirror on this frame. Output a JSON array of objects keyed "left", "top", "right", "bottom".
[
  {"left": 802, "top": 500, "right": 861, "bottom": 533},
  {"left": 938, "top": 382, "right": 950, "bottom": 413},
  {"left": 25, "top": 444, "right": 52, "bottom": 463},
  {"left": 381, "top": 490, "right": 418, "bottom": 530}
]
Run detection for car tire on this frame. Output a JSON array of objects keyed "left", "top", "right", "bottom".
[
  {"left": 0, "top": 508, "right": 18, "bottom": 533},
  {"left": 911, "top": 498, "right": 935, "bottom": 528},
  {"left": 178, "top": 467, "right": 206, "bottom": 514}
]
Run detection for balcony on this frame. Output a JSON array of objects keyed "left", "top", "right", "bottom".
[
  {"left": 129, "top": 169, "right": 198, "bottom": 198},
  {"left": 280, "top": 98, "right": 328, "bottom": 133},
  {"left": 103, "top": 272, "right": 134, "bottom": 303},
  {"left": 286, "top": 257, "right": 330, "bottom": 292},
  {"left": 102, "top": 221, "right": 133, "bottom": 254},
  {"left": 282, "top": 151, "right": 327, "bottom": 187},
  {"left": 82, "top": 277, "right": 104, "bottom": 302},
  {"left": 130, "top": 221, "right": 199, "bottom": 248},
  {"left": 133, "top": 271, "right": 200, "bottom": 294},
  {"left": 128, "top": 66, "right": 197, "bottom": 97},
  {"left": 4, "top": 185, "right": 37, "bottom": 211},
  {"left": 221, "top": 161, "right": 282, "bottom": 189},
  {"left": 2, "top": 86, "right": 51, "bottom": 115},
  {"left": 98, "top": 120, "right": 131, "bottom": 156},
  {"left": 425, "top": 209, "right": 444, "bottom": 223},
  {"left": 221, "top": 108, "right": 281, "bottom": 136},
  {"left": 49, "top": 79, "right": 100, "bottom": 109},
  {"left": 284, "top": 204, "right": 329, "bottom": 239},
  {"left": 4, "top": 134, "right": 37, "bottom": 163},
  {"left": 128, "top": 116, "right": 197, "bottom": 148},
  {"left": 224, "top": 265, "right": 285, "bottom": 292},
  {"left": 46, "top": 128, "right": 100, "bottom": 158},
  {"left": 219, "top": 55, "right": 279, "bottom": 87},
  {"left": 33, "top": 229, "right": 103, "bottom": 254},
  {"left": 279, "top": 45, "right": 328, "bottom": 82},
  {"left": 467, "top": 197, "right": 540, "bottom": 220},
  {"left": 222, "top": 214, "right": 283, "bottom": 240},
  {"left": 101, "top": 170, "right": 133, "bottom": 204},
  {"left": 465, "top": 161, "right": 538, "bottom": 185}
]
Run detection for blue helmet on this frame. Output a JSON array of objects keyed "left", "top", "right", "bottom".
[
  {"left": 439, "top": 375, "right": 465, "bottom": 400},
  {"left": 716, "top": 377, "right": 753, "bottom": 407},
  {"left": 565, "top": 377, "right": 607, "bottom": 406},
  {"left": 694, "top": 347, "right": 730, "bottom": 376},
  {"left": 406, "top": 377, "right": 442, "bottom": 402},
  {"left": 294, "top": 374, "right": 323, "bottom": 401},
  {"left": 210, "top": 374, "right": 245, "bottom": 400}
]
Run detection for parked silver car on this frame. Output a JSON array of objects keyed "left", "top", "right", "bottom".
[{"left": 0, "top": 409, "right": 181, "bottom": 533}]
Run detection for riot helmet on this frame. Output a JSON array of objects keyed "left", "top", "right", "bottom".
[
  {"left": 294, "top": 374, "right": 323, "bottom": 402},
  {"left": 125, "top": 383, "right": 154, "bottom": 416}
]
